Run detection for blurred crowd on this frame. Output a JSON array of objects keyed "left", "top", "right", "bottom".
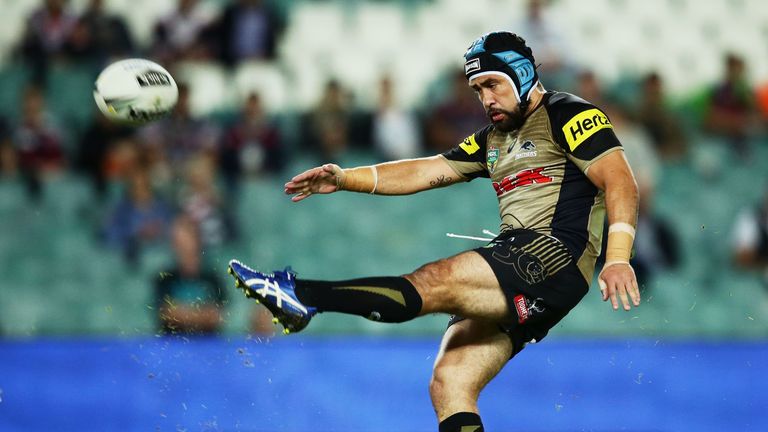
[{"left": 0, "top": 0, "right": 767, "bottom": 335}]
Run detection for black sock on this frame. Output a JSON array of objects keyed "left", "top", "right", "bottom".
[
  {"left": 294, "top": 276, "right": 422, "bottom": 323},
  {"left": 439, "top": 412, "right": 484, "bottom": 432}
]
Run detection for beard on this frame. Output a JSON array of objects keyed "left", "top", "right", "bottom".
[{"left": 487, "top": 106, "right": 526, "bottom": 132}]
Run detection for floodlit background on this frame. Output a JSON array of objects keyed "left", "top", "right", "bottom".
[{"left": 0, "top": 0, "right": 766, "bottom": 431}]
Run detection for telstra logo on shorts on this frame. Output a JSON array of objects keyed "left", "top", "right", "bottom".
[{"left": 562, "top": 108, "right": 612, "bottom": 151}]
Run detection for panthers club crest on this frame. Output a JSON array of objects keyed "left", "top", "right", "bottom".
[{"left": 487, "top": 145, "right": 499, "bottom": 174}]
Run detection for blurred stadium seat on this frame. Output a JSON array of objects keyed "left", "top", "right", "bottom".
[
  {"left": 175, "top": 61, "right": 231, "bottom": 116},
  {"left": 232, "top": 61, "right": 289, "bottom": 113}
]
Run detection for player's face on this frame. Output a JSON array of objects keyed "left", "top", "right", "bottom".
[{"left": 469, "top": 74, "right": 525, "bottom": 132}]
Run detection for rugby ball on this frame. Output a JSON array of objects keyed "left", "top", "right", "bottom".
[{"left": 93, "top": 59, "right": 178, "bottom": 125}]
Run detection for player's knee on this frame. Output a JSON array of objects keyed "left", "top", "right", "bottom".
[
  {"left": 430, "top": 364, "right": 478, "bottom": 402},
  {"left": 429, "top": 368, "right": 444, "bottom": 398},
  {"left": 407, "top": 259, "right": 454, "bottom": 299}
]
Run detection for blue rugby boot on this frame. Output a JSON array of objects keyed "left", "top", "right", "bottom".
[{"left": 228, "top": 259, "right": 316, "bottom": 334}]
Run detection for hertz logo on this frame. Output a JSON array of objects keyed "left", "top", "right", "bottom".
[{"left": 562, "top": 108, "right": 613, "bottom": 151}]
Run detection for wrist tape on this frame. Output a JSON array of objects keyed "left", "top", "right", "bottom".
[{"left": 340, "top": 166, "right": 378, "bottom": 194}]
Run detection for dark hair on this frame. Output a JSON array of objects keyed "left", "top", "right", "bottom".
[{"left": 481, "top": 32, "right": 536, "bottom": 65}]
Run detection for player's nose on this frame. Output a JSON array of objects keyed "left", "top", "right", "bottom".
[{"left": 479, "top": 90, "right": 496, "bottom": 109}]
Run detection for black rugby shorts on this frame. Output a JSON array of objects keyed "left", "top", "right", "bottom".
[{"left": 448, "top": 229, "right": 590, "bottom": 356}]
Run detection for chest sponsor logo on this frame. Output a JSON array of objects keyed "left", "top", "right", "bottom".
[
  {"left": 486, "top": 146, "right": 499, "bottom": 173},
  {"left": 459, "top": 133, "right": 480, "bottom": 155},
  {"left": 492, "top": 167, "right": 553, "bottom": 197},
  {"left": 562, "top": 108, "right": 612, "bottom": 151},
  {"left": 515, "top": 139, "right": 537, "bottom": 160}
]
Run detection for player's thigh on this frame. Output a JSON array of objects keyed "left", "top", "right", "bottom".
[
  {"left": 408, "top": 251, "right": 508, "bottom": 318},
  {"left": 430, "top": 318, "right": 512, "bottom": 401}
]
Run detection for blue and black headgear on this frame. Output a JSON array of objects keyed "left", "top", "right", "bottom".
[{"left": 463, "top": 32, "right": 539, "bottom": 107}]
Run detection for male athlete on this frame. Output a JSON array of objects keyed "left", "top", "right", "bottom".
[{"left": 228, "top": 32, "right": 640, "bottom": 432}]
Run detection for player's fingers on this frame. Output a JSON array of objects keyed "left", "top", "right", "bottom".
[
  {"left": 286, "top": 180, "right": 309, "bottom": 189},
  {"left": 629, "top": 277, "right": 641, "bottom": 306},
  {"left": 609, "top": 284, "right": 619, "bottom": 310},
  {"left": 284, "top": 186, "right": 306, "bottom": 196},
  {"left": 290, "top": 168, "right": 319, "bottom": 183},
  {"left": 289, "top": 173, "right": 308, "bottom": 183},
  {"left": 598, "top": 277, "right": 608, "bottom": 301},
  {"left": 618, "top": 284, "right": 631, "bottom": 311},
  {"left": 291, "top": 192, "right": 312, "bottom": 202}
]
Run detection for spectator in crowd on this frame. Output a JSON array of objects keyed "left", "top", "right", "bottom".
[
  {"left": 631, "top": 184, "right": 680, "bottom": 289},
  {"left": 755, "top": 81, "right": 768, "bottom": 122},
  {"left": 17, "top": 0, "right": 77, "bottom": 83},
  {"left": 575, "top": 70, "right": 611, "bottom": 111},
  {"left": 151, "top": 0, "right": 215, "bottom": 64},
  {"left": 0, "top": 117, "right": 14, "bottom": 178},
  {"left": 606, "top": 105, "right": 659, "bottom": 192},
  {"left": 732, "top": 186, "right": 768, "bottom": 285},
  {"left": 103, "top": 166, "right": 172, "bottom": 265},
  {"left": 703, "top": 53, "right": 754, "bottom": 159},
  {"left": 63, "top": 0, "right": 134, "bottom": 64},
  {"left": 219, "top": 92, "right": 284, "bottom": 191},
  {"left": 76, "top": 111, "right": 135, "bottom": 200},
  {"left": 156, "top": 216, "right": 226, "bottom": 335},
  {"left": 249, "top": 306, "right": 276, "bottom": 336},
  {"left": 100, "top": 137, "right": 141, "bottom": 193},
  {"left": 372, "top": 76, "right": 421, "bottom": 161},
  {"left": 10, "top": 86, "right": 65, "bottom": 201},
  {"left": 424, "top": 69, "right": 487, "bottom": 152},
  {"left": 513, "top": 0, "right": 574, "bottom": 89},
  {"left": 306, "top": 79, "right": 352, "bottom": 159},
  {"left": 636, "top": 72, "right": 688, "bottom": 160},
  {"left": 178, "top": 154, "right": 234, "bottom": 249},
  {"left": 139, "top": 83, "right": 219, "bottom": 187},
  {"left": 212, "top": 0, "right": 285, "bottom": 67}
]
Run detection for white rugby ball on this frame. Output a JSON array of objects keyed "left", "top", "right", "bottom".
[{"left": 93, "top": 59, "right": 178, "bottom": 125}]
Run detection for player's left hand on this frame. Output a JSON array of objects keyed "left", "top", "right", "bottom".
[
  {"left": 598, "top": 263, "right": 640, "bottom": 311},
  {"left": 284, "top": 164, "right": 344, "bottom": 202}
]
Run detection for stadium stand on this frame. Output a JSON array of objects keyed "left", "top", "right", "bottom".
[{"left": 0, "top": 0, "right": 766, "bottom": 340}]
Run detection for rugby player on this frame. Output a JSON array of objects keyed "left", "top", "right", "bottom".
[{"left": 228, "top": 32, "right": 640, "bottom": 432}]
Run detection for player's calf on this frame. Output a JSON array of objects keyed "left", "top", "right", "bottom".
[{"left": 295, "top": 276, "right": 423, "bottom": 323}]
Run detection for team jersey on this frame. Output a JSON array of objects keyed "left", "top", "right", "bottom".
[{"left": 441, "top": 91, "right": 623, "bottom": 283}]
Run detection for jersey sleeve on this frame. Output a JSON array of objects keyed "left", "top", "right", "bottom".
[
  {"left": 546, "top": 93, "right": 623, "bottom": 173},
  {"left": 439, "top": 125, "right": 493, "bottom": 180}
]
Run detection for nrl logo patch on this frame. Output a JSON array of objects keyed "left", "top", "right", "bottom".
[
  {"left": 464, "top": 58, "right": 480, "bottom": 75},
  {"left": 487, "top": 146, "right": 499, "bottom": 173}
]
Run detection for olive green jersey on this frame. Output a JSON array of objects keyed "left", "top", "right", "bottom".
[{"left": 441, "top": 91, "right": 623, "bottom": 283}]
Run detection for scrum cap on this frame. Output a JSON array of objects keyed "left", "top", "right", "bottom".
[{"left": 463, "top": 32, "right": 539, "bottom": 104}]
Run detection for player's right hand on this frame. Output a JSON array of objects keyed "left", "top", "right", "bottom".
[
  {"left": 598, "top": 262, "right": 641, "bottom": 311},
  {"left": 284, "top": 164, "right": 345, "bottom": 202}
]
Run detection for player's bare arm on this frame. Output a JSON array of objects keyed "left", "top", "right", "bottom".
[
  {"left": 284, "top": 156, "right": 462, "bottom": 202},
  {"left": 586, "top": 150, "right": 641, "bottom": 311}
]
